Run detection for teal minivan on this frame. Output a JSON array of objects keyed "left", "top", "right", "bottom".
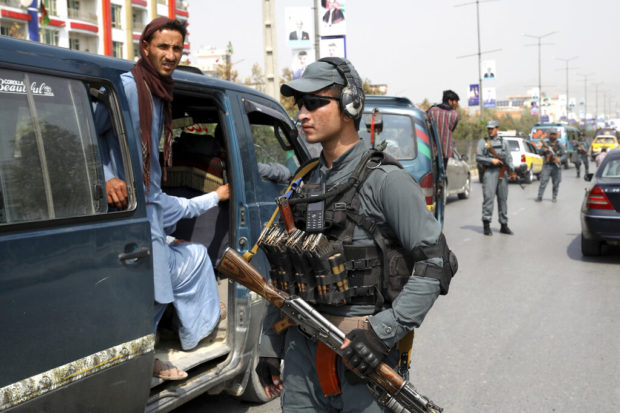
[
  {"left": 529, "top": 123, "right": 580, "bottom": 168},
  {"left": 0, "top": 36, "right": 312, "bottom": 412}
]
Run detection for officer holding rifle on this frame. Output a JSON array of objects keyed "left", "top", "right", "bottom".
[
  {"left": 254, "top": 58, "right": 457, "bottom": 412},
  {"left": 536, "top": 129, "right": 566, "bottom": 202},
  {"left": 476, "top": 120, "right": 515, "bottom": 236}
]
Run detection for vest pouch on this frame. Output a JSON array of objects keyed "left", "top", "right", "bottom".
[
  {"left": 306, "top": 243, "right": 351, "bottom": 306},
  {"left": 289, "top": 245, "right": 317, "bottom": 303},
  {"left": 384, "top": 247, "right": 414, "bottom": 302}
]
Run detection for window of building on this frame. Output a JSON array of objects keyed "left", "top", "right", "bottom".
[
  {"left": 41, "top": 29, "right": 59, "bottom": 46},
  {"left": 112, "top": 41, "right": 123, "bottom": 58},
  {"left": 1, "top": 22, "right": 26, "bottom": 39},
  {"left": 47, "top": 0, "right": 58, "bottom": 16},
  {"left": 0, "top": 70, "right": 112, "bottom": 224},
  {"left": 69, "top": 37, "right": 80, "bottom": 51},
  {"left": 111, "top": 4, "right": 122, "bottom": 29}
]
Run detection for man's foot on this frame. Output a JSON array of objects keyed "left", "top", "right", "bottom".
[
  {"left": 500, "top": 224, "right": 513, "bottom": 235},
  {"left": 552, "top": 197, "right": 557, "bottom": 203},
  {"left": 153, "top": 359, "right": 187, "bottom": 380},
  {"left": 535, "top": 197, "right": 542, "bottom": 202},
  {"left": 483, "top": 221, "right": 492, "bottom": 236}
]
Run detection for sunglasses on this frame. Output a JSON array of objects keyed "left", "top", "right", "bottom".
[{"left": 295, "top": 95, "right": 340, "bottom": 111}]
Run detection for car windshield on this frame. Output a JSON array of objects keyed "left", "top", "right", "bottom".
[
  {"left": 601, "top": 158, "right": 620, "bottom": 178},
  {"left": 594, "top": 137, "right": 616, "bottom": 144},
  {"left": 358, "top": 113, "right": 416, "bottom": 160},
  {"left": 506, "top": 140, "right": 520, "bottom": 151}
]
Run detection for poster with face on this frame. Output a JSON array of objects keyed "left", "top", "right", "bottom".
[
  {"left": 319, "top": 36, "right": 346, "bottom": 58},
  {"left": 291, "top": 48, "right": 315, "bottom": 80},
  {"left": 483, "top": 87, "right": 496, "bottom": 108},
  {"left": 482, "top": 59, "right": 496, "bottom": 81},
  {"left": 285, "top": 7, "right": 313, "bottom": 49},
  {"left": 320, "top": 0, "right": 346, "bottom": 37},
  {"left": 468, "top": 83, "right": 479, "bottom": 107}
]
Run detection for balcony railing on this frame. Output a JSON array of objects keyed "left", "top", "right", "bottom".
[
  {"left": 133, "top": 22, "right": 145, "bottom": 32},
  {"left": 68, "top": 7, "right": 97, "bottom": 24}
]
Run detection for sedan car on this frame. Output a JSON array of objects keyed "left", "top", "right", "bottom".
[
  {"left": 445, "top": 147, "right": 471, "bottom": 200},
  {"left": 503, "top": 136, "right": 543, "bottom": 183},
  {"left": 590, "top": 135, "right": 619, "bottom": 160},
  {"left": 580, "top": 148, "right": 620, "bottom": 256}
]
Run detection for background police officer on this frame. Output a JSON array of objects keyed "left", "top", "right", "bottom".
[
  {"left": 574, "top": 131, "right": 590, "bottom": 178},
  {"left": 536, "top": 129, "right": 566, "bottom": 202},
  {"left": 476, "top": 120, "right": 514, "bottom": 236},
  {"left": 255, "top": 58, "right": 457, "bottom": 412}
]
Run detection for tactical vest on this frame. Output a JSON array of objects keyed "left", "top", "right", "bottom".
[{"left": 259, "top": 150, "right": 413, "bottom": 308}]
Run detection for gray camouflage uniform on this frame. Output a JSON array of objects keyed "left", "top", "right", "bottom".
[
  {"left": 260, "top": 140, "right": 449, "bottom": 413},
  {"left": 476, "top": 135, "right": 513, "bottom": 225}
]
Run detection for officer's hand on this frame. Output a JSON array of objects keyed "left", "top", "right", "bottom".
[
  {"left": 340, "top": 328, "right": 389, "bottom": 376},
  {"left": 490, "top": 158, "right": 503, "bottom": 166},
  {"left": 105, "top": 178, "right": 128, "bottom": 210},
  {"left": 256, "top": 357, "right": 282, "bottom": 399}
]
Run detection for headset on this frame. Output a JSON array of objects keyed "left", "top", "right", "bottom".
[{"left": 318, "top": 57, "right": 364, "bottom": 120}]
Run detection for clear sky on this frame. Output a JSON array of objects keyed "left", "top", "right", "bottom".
[{"left": 185, "top": 0, "right": 619, "bottom": 113}]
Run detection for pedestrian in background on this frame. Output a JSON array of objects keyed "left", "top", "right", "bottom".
[
  {"left": 475, "top": 120, "right": 514, "bottom": 236},
  {"left": 536, "top": 129, "right": 566, "bottom": 202},
  {"left": 427, "top": 90, "right": 460, "bottom": 167},
  {"left": 595, "top": 147, "right": 608, "bottom": 168},
  {"left": 574, "top": 131, "right": 589, "bottom": 178}
]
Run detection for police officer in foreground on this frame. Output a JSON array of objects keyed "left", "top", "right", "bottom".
[
  {"left": 476, "top": 120, "right": 514, "bottom": 236},
  {"left": 574, "top": 131, "right": 590, "bottom": 178},
  {"left": 255, "top": 58, "right": 457, "bottom": 412},
  {"left": 536, "top": 129, "right": 566, "bottom": 202}
]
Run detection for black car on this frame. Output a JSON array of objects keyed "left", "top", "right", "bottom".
[{"left": 581, "top": 148, "right": 620, "bottom": 256}]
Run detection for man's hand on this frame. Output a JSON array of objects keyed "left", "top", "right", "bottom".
[
  {"left": 490, "top": 158, "right": 503, "bottom": 166},
  {"left": 256, "top": 357, "right": 282, "bottom": 399},
  {"left": 215, "top": 184, "right": 230, "bottom": 202},
  {"left": 340, "top": 328, "right": 389, "bottom": 376},
  {"left": 554, "top": 156, "right": 561, "bottom": 164},
  {"left": 105, "top": 178, "right": 128, "bottom": 210}
]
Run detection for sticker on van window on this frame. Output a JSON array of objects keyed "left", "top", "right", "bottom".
[{"left": 0, "top": 78, "right": 55, "bottom": 96}]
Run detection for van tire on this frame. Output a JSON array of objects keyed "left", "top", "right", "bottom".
[{"left": 239, "top": 351, "right": 272, "bottom": 403}]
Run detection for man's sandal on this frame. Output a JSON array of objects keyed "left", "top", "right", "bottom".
[{"left": 153, "top": 358, "right": 187, "bottom": 380}]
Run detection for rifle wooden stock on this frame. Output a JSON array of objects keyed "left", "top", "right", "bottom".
[{"left": 216, "top": 247, "right": 287, "bottom": 308}]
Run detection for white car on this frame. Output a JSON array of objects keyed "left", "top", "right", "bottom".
[{"left": 502, "top": 135, "right": 544, "bottom": 183}]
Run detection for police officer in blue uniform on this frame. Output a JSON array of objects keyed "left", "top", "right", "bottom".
[
  {"left": 255, "top": 58, "right": 457, "bottom": 412},
  {"left": 476, "top": 120, "right": 514, "bottom": 236}
]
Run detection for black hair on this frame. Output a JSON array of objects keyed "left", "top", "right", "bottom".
[
  {"left": 144, "top": 19, "right": 187, "bottom": 43},
  {"left": 442, "top": 90, "right": 460, "bottom": 104}
]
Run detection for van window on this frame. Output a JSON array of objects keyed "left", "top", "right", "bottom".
[
  {"left": 359, "top": 113, "right": 417, "bottom": 160},
  {"left": 0, "top": 69, "right": 108, "bottom": 224}
]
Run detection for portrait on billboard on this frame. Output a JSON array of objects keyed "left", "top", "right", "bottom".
[
  {"left": 286, "top": 7, "right": 313, "bottom": 49},
  {"left": 483, "top": 87, "right": 496, "bottom": 108},
  {"left": 320, "top": 0, "right": 346, "bottom": 37},
  {"left": 482, "top": 59, "right": 496, "bottom": 81},
  {"left": 319, "top": 36, "right": 346, "bottom": 58},
  {"left": 291, "top": 49, "right": 315, "bottom": 80},
  {"left": 468, "top": 83, "right": 479, "bottom": 107}
]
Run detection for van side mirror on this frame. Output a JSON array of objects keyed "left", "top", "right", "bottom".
[{"left": 584, "top": 173, "right": 594, "bottom": 182}]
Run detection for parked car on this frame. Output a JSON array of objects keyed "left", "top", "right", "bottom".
[
  {"left": 502, "top": 136, "right": 544, "bottom": 183},
  {"left": 358, "top": 96, "right": 445, "bottom": 224},
  {"left": 444, "top": 147, "right": 471, "bottom": 200},
  {"left": 529, "top": 123, "right": 580, "bottom": 168},
  {"left": 0, "top": 36, "right": 312, "bottom": 412},
  {"left": 580, "top": 148, "right": 620, "bottom": 256},
  {"left": 590, "top": 135, "right": 619, "bottom": 160}
]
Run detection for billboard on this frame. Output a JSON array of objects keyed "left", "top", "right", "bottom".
[
  {"left": 319, "top": 36, "right": 346, "bottom": 58},
  {"left": 291, "top": 48, "right": 315, "bottom": 80},
  {"left": 320, "top": 0, "right": 346, "bottom": 37},
  {"left": 482, "top": 59, "right": 496, "bottom": 81},
  {"left": 468, "top": 83, "right": 479, "bottom": 107},
  {"left": 483, "top": 87, "right": 496, "bottom": 108},
  {"left": 285, "top": 7, "right": 313, "bottom": 49}
]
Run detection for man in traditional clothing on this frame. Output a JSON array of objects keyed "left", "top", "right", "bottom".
[{"left": 102, "top": 17, "right": 229, "bottom": 380}]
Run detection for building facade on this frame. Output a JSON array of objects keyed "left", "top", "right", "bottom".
[{"left": 0, "top": 0, "right": 190, "bottom": 61}]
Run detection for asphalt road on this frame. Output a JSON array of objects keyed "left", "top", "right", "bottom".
[{"left": 176, "top": 168, "right": 620, "bottom": 413}]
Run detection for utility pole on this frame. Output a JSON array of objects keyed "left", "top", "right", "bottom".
[
  {"left": 313, "top": 0, "right": 320, "bottom": 60},
  {"left": 262, "top": 0, "right": 279, "bottom": 99},
  {"left": 455, "top": 0, "right": 501, "bottom": 122},
  {"left": 555, "top": 56, "right": 577, "bottom": 122},
  {"left": 593, "top": 82, "right": 604, "bottom": 125},
  {"left": 577, "top": 73, "right": 594, "bottom": 127},
  {"left": 524, "top": 31, "right": 556, "bottom": 122}
]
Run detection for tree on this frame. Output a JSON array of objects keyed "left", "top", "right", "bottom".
[{"left": 243, "top": 64, "right": 266, "bottom": 93}]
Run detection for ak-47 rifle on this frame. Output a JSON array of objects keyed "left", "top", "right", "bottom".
[
  {"left": 575, "top": 141, "right": 587, "bottom": 156},
  {"left": 485, "top": 139, "right": 526, "bottom": 189},
  {"left": 539, "top": 139, "right": 562, "bottom": 167},
  {"left": 216, "top": 247, "right": 443, "bottom": 413}
]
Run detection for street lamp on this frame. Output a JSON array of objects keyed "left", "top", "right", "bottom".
[
  {"left": 555, "top": 56, "right": 577, "bottom": 122},
  {"left": 577, "top": 73, "right": 594, "bottom": 127},
  {"left": 524, "top": 31, "right": 556, "bottom": 122}
]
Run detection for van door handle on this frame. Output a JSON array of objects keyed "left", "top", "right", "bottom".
[{"left": 118, "top": 247, "right": 151, "bottom": 263}]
